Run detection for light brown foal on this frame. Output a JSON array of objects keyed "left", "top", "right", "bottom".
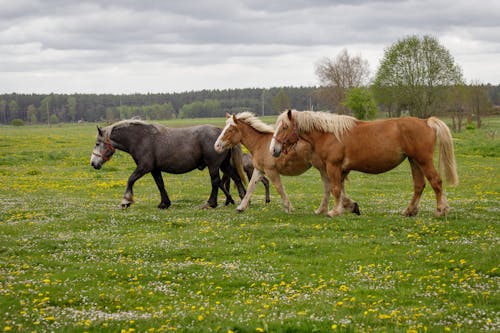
[{"left": 214, "top": 112, "right": 318, "bottom": 213}]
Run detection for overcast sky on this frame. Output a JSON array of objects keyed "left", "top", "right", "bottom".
[{"left": 1, "top": 0, "right": 499, "bottom": 94}]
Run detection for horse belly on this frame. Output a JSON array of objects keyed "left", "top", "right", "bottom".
[
  {"left": 275, "top": 154, "right": 311, "bottom": 176},
  {"left": 344, "top": 151, "right": 406, "bottom": 174}
]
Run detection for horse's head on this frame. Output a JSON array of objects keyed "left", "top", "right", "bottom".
[
  {"left": 90, "top": 126, "right": 116, "bottom": 169},
  {"left": 270, "top": 109, "right": 299, "bottom": 157},
  {"left": 214, "top": 113, "right": 242, "bottom": 153}
]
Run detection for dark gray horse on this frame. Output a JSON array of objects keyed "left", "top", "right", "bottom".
[
  {"left": 222, "top": 153, "right": 270, "bottom": 203},
  {"left": 90, "top": 119, "right": 247, "bottom": 209}
]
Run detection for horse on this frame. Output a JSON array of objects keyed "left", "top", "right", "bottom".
[
  {"left": 270, "top": 110, "right": 458, "bottom": 217},
  {"left": 90, "top": 119, "right": 247, "bottom": 209},
  {"left": 222, "top": 153, "right": 271, "bottom": 203},
  {"left": 214, "top": 112, "right": 317, "bottom": 213}
]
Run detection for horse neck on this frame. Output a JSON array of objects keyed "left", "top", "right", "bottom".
[
  {"left": 238, "top": 121, "right": 271, "bottom": 154},
  {"left": 109, "top": 126, "right": 136, "bottom": 153}
]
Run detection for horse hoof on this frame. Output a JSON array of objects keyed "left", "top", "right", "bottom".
[
  {"left": 225, "top": 199, "right": 235, "bottom": 206},
  {"left": 201, "top": 202, "right": 217, "bottom": 210},
  {"left": 352, "top": 202, "right": 361, "bottom": 215},
  {"left": 402, "top": 207, "right": 418, "bottom": 217},
  {"left": 121, "top": 203, "right": 131, "bottom": 209},
  {"left": 434, "top": 207, "right": 449, "bottom": 217},
  {"left": 158, "top": 202, "right": 171, "bottom": 209}
]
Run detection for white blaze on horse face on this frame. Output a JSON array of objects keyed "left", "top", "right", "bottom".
[
  {"left": 90, "top": 139, "right": 105, "bottom": 169},
  {"left": 270, "top": 120, "right": 283, "bottom": 157},
  {"left": 270, "top": 136, "right": 282, "bottom": 157},
  {"left": 214, "top": 117, "right": 235, "bottom": 153}
]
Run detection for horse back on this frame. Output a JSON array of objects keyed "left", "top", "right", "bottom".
[
  {"left": 151, "top": 124, "right": 225, "bottom": 173},
  {"left": 340, "top": 117, "right": 436, "bottom": 173}
]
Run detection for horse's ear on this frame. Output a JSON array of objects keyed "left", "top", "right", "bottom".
[
  {"left": 232, "top": 114, "right": 238, "bottom": 123},
  {"left": 287, "top": 109, "right": 293, "bottom": 121},
  {"left": 225, "top": 112, "right": 231, "bottom": 119},
  {"left": 97, "top": 126, "right": 103, "bottom": 136}
]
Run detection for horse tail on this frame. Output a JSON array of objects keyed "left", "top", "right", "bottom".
[
  {"left": 427, "top": 117, "right": 459, "bottom": 186},
  {"left": 230, "top": 144, "right": 248, "bottom": 186}
]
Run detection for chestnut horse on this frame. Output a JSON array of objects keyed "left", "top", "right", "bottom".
[
  {"left": 214, "top": 112, "right": 316, "bottom": 213},
  {"left": 270, "top": 110, "right": 458, "bottom": 217}
]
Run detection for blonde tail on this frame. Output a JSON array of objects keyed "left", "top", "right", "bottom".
[
  {"left": 427, "top": 117, "right": 459, "bottom": 186},
  {"left": 230, "top": 144, "right": 248, "bottom": 187}
]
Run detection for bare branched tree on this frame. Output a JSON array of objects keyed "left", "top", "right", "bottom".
[{"left": 315, "top": 49, "right": 370, "bottom": 114}]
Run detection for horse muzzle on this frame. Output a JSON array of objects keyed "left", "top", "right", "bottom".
[
  {"left": 270, "top": 138, "right": 282, "bottom": 157},
  {"left": 214, "top": 141, "right": 225, "bottom": 153},
  {"left": 91, "top": 160, "right": 102, "bottom": 170}
]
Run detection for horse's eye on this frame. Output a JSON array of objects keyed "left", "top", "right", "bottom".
[{"left": 283, "top": 124, "right": 288, "bottom": 130}]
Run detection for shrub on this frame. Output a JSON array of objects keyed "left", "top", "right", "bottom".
[{"left": 11, "top": 118, "right": 24, "bottom": 126}]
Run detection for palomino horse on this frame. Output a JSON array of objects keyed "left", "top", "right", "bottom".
[
  {"left": 270, "top": 110, "right": 458, "bottom": 217},
  {"left": 214, "top": 112, "right": 316, "bottom": 213},
  {"left": 90, "top": 119, "right": 247, "bottom": 209}
]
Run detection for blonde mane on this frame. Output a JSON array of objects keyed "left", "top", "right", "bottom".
[
  {"left": 283, "top": 110, "right": 357, "bottom": 141},
  {"left": 235, "top": 112, "right": 274, "bottom": 133}
]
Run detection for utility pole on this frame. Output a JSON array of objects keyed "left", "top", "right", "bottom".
[{"left": 261, "top": 90, "right": 265, "bottom": 116}]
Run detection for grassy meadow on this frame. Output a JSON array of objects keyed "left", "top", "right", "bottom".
[{"left": 0, "top": 116, "right": 499, "bottom": 333}]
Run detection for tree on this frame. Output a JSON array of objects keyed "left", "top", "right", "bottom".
[
  {"left": 67, "top": 96, "right": 77, "bottom": 122},
  {"left": 373, "top": 35, "right": 464, "bottom": 118},
  {"left": 468, "top": 82, "right": 491, "bottom": 128},
  {"left": 272, "top": 89, "right": 291, "bottom": 113},
  {"left": 315, "top": 49, "right": 370, "bottom": 114},
  {"left": 445, "top": 84, "right": 468, "bottom": 132},
  {"left": 0, "top": 99, "right": 6, "bottom": 124},
  {"left": 27, "top": 104, "right": 38, "bottom": 124},
  {"left": 343, "top": 88, "right": 378, "bottom": 120}
]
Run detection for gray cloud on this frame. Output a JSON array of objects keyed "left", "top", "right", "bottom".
[{"left": 0, "top": 0, "right": 499, "bottom": 93}]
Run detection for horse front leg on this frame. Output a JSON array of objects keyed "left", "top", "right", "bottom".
[
  {"left": 326, "top": 166, "right": 344, "bottom": 217},
  {"left": 122, "top": 168, "right": 147, "bottom": 208},
  {"left": 266, "top": 170, "right": 293, "bottom": 213},
  {"left": 237, "top": 169, "right": 263, "bottom": 212},
  {"left": 261, "top": 177, "right": 271, "bottom": 203},
  {"left": 151, "top": 169, "right": 171, "bottom": 209},
  {"left": 315, "top": 168, "right": 330, "bottom": 215}
]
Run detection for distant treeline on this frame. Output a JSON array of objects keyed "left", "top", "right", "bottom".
[
  {"left": 0, "top": 87, "right": 323, "bottom": 125},
  {"left": 1, "top": 84, "right": 499, "bottom": 125}
]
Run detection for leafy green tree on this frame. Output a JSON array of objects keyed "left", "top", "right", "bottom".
[
  {"left": 373, "top": 35, "right": 464, "bottom": 118},
  {"left": 272, "top": 89, "right": 291, "bottom": 113},
  {"left": 67, "top": 96, "right": 77, "bottom": 122},
  {"left": 8, "top": 100, "right": 19, "bottom": 121},
  {"left": 343, "top": 88, "right": 378, "bottom": 120},
  {"left": 0, "top": 99, "right": 7, "bottom": 123}
]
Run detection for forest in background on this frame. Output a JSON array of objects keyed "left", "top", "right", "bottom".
[
  {"left": 0, "top": 87, "right": 321, "bottom": 125},
  {"left": 1, "top": 84, "right": 499, "bottom": 126}
]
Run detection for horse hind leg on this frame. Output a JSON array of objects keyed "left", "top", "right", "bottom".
[
  {"left": 402, "top": 159, "right": 425, "bottom": 217},
  {"left": 151, "top": 170, "right": 171, "bottom": 209},
  {"left": 341, "top": 172, "right": 360, "bottom": 215},
  {"left": 204, "top": 167, "right": 222, "bottom": 209},
  {"left": 420, "top": 162, "right": 449, "bottom": 217},
  {"left": 220, "top": 173, "right": 235, "bottom": 206}
]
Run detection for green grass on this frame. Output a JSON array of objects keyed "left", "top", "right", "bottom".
[{"left": 0, "top": 117, "right": 499, "bottom": 333}]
